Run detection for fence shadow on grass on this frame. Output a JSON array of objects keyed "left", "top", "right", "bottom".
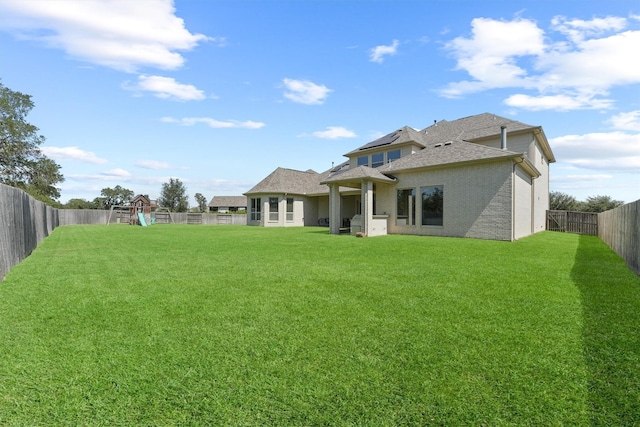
[{"left": 572, "top": 234, "right": 640, "bottom": 425}]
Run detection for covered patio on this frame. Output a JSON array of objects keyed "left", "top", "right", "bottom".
[{"left": 321, "top": 166, "right": 396, "bottom": 236}]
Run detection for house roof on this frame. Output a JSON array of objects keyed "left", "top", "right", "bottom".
[
  {"left": 208, "top": 196, "right": 247, "bottom": 207},
  {"left": 378, "top": 139, "right": 539, "bottom": 175},
  {"left": 320, "top": 165, "right": 397, "bottom": 188},
  {"left": 421, "top": 113, "right": 555, "bottom": 162},
  {"left": 345, "top": 126, "right": 427, "bottom": 156},
  {"left": 244, "top": 167, "right": 326, "bottom": 196},
  {"left": 244, "top": 113, "right": 549, "bottom": 195}
]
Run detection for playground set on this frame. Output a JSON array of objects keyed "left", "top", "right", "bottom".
[{"left": 107, "top": 195, "right": 173, "bottom": 226}]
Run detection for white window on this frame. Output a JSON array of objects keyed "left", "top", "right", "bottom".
[
  {"left": 250, "top": 198, "right": 261, "bottom": 221},
  {"left": 269, "top": 197, "right": 279, "bottom": 221},
  {"left": 286, "top": 197, "right": 294, "bottom": 221}
]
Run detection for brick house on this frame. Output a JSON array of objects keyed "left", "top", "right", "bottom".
[{"left": 244, "top": 113, "right": 555, "bottom": 241}]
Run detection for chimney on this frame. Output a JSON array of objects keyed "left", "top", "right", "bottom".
[{"left": 500, "top": 125, "right": 507, "bottom": 150}]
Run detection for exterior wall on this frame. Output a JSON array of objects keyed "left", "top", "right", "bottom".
[
  {"left": 475, "top": 132, "right": 532, "bottom": 154},
  {"left": 513, "top": 165, "right": 533, "bottom": 240},
  {"left": 531, "top": 141, "right": 550, "bottom": 233},
  {"left": 247, "top": 194, "right": 307, "bottom": 227},
  {"left": 385, "top": 161, "right": 514, "bottom": 240},
  {"left": 474, "top": 131, "right": 549, "bottom": 234}
]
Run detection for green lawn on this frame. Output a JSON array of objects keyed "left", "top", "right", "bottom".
[{"left": 1, "top": 225, "right": 638, "bottom": 426}]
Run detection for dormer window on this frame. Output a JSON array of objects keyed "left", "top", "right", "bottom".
[{"left": 357, "top": 155, "right": 368, "bottom": 166}]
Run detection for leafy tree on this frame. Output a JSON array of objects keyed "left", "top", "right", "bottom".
[
  {"left": 158, "top": 178, "right": 188, "bottom": 212},
  {"left": 194, "top": 193, "right": 208, "bottom": 212},
  {"left": 98, "top": 185, "right": 134, "bottom": 209},
  {"left": 549, "top": 191, "right": 581, "bottom": 211},
  {"left": 582, "top": 195, "right": 624, "bottom": 213},
  {"left": 64, "top": 198, "right": 99, "bottom": 209},
  {"left": 0, "top": 80, "right": 64, "bottom": 202}
]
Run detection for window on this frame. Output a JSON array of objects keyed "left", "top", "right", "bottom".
[
  {"left": 286, "top": 197, "right": 294, "bottom": 221},
  {"left": 250, "top": 198, "right": 261, "bottom": 221},
  {"left": 387, "top": 149, "right": 401, "bottom": 163},
  {"left": 421, "top": 186, "right": 443, "bottom": 226},
  {"left": 396, "top": 189, "right": 416, "bottom": 225},
  {"left": 371, "top": 153, "right": 384, "bottom": 168},
  {"left": 269, "top": 197, "right": 279, "bottom": 221},
  {"left": 357, "top": 155, "right": 368, "bottom": 167}
]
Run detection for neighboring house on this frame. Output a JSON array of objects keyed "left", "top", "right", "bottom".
[
  {"left": 244, "top": 113, "right": 555, "bottom": 241},
  {"left": 208, "top": 196, "right": 247, "bottom": 213}
]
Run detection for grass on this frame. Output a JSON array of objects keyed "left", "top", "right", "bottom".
[{"left": 0, "top": 225, "right": 638, "bottom": 426}]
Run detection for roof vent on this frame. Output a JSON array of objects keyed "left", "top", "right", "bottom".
[
  {"left": 444, "top": 141, "right": 452, "bottom": 146},
  {"left": 434, "top": 143, "right": 443, "bottom": 148}
]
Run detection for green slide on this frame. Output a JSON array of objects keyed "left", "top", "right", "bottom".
[{"left": 137, "top": 212, "right": 148, "bottom": 226}]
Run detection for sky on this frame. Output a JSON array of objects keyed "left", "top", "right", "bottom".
[{"left": 1, "top": 0, "right": 638, "bottom": 206}]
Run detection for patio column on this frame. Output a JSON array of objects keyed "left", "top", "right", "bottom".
[
  {"left": 328, "top": 183, "right": 341, "bottom": 234},
  {"left": 361, "top": 180, "right": 373, "bottom": 236}
]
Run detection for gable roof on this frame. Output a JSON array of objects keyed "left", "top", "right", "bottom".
[
  {"left": 208, "top": 196, "right": 247, "bottom": 207},
  {"left": 421, "top": 113, "right": 535, "bottom": 142},
  {"left": 421, "top": 113, "right": 555, "bottom": 162},
  {"left": 380, "top": 139, "right": 517, "bottom": 171},
  {"left": 345, "top": 126, "right": 427, "bottom": 156}
]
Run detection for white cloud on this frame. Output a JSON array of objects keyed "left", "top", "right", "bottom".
[
  {"left": 370, "top": 39, "right": 400, "bottom": 63},
  {"left": 282, "top": 78, "right": 332, "bottom": 105},
  {"left": 550, "top": 130, "right": 640, "bottom": 172},
  {"left": 102, "top": 168, "right": 131, "bottom": 177},
  {"left": 551, "top": 15, "right": 627, "bottom": 43},
  {"left": 504, "top": 93, "right": 614, "bottom": 111},
  {"left": 41, "top": 146, "right": 107, "bottom": 164},
  {"left": 0, "top": 0, "right": 211, "bottom": 72},
  {"left": 125, "top": 75, "right": 205, "bottom": 101},
  {"left": 609, "top": 111, "right": 640, "bottom": 132},
  {"left": 440, "top": 15, "right": 640, "bottom": 111},
  {"left": 136, "top": 160, "right": 173, "bottom": 170},
  {"left": 312, "top": 126, "right": 357, "bottom": 139},
  {"left": 162, "top": 116, "right": 265, "bottom": 129}
]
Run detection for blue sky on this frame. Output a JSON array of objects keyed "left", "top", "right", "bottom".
[{"left": 1, "top": 0, "right": 638, "bottom": 205}]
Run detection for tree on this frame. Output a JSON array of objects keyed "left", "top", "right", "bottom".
[
  {"left": 582, "top": 195, "right": 624, "bottom": 213},
  {"left": 98, "top": 185, "right": 134, "bottom": 209},
  {"left": 194, "top": 193, "right": 207, "bottom": 212},
  {"left": 549, "top": 191, "right": 580, "bottom": 211},
  {"left": 0, "top": 80, "right": 64, "bottom": 202},
  {"left": 158, "top": 178, "right": 188, "bottom": 212},
  {"left": 64, "top": 198, "right": 99, "bottom": 209}
]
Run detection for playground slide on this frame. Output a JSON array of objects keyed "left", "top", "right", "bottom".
[{"left": 137, "top": 212, "right": 148, "bottom": 227}]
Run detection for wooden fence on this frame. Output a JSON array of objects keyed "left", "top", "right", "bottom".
[
  {"left": 598, "top": 200, "right": 639, "bottom": 275},
  {"left": 546, "top": 210, "right": 598, "bottom": 236}
]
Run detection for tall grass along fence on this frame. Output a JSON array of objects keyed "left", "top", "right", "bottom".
[
  {"left": 598, "top": 200, "right": 639, "bottom": 275},
  {"left": 546, "top": 210, "right": 598, "bottom": 235},
  {"left": 0, "top": 183, "right": 59, "bottom": 281},
  {"left": 0, "top": 183, "right": 247, "bottom": 280}
]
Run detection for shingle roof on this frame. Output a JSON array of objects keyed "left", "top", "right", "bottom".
[
  {"left": 379, "top": 139, "right": 518, "bottom": 172},
  {"left": 244, "top": 167, "right": 327, "bottom": 196},
  {"left": 320, "top": 165, "right": 397, "bottom": 188},
  {"left": 345, "top": 126, "right": 427, "bottom": 156},
  {"left": 208, "top": 196, "right": 247, "bottom": 207},
  {"left": 420, "top": 113, "right": 537, "bottom": 143}
]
